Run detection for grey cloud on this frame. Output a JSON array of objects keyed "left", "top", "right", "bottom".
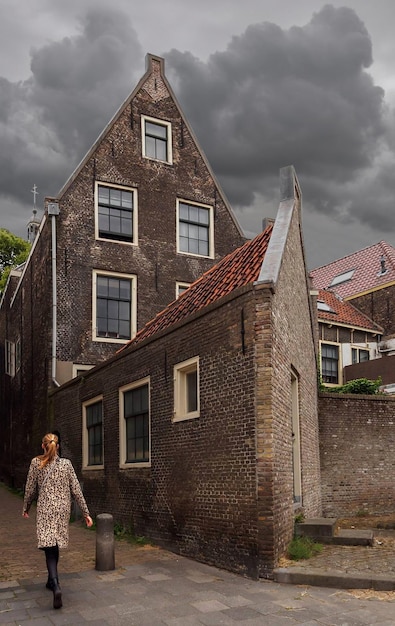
[
  {"left": 166, "top": 4, "right": 390, "bottom": 236},
  {"left": 0, "top": 8, "right": 143, "bottom": 216}
]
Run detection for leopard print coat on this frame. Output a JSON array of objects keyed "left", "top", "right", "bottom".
[{"left": 23, "top": 455, "right": 90, "bottom": 549}]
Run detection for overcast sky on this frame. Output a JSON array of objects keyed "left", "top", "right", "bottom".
[{"left": 1, "top": 0, "right": 394, "bottom": 269}]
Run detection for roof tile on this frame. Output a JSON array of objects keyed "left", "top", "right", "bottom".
[
  {"left": 317, "top": 289, "right": 383, "bottom": 332},
  {"left": 119, "top": 225, "right": 273, "bottom": 350},
  {"left": 311, "top": 241, "right": 395, "bottom": 299}
]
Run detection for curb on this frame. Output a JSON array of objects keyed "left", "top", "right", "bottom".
[{"left": 273, "top": 567, "right": 395, "bottom": 591}]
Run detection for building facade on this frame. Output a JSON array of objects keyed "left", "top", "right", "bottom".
[
  {"left": 0, "top": 54, "right": 245, "bottom": 485},
  {"left": 48, "top": 167, "right": 322, "bottom": 578}
]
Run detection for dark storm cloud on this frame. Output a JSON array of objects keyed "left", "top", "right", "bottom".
[
  {"left": 166, "top": 4, "right": 392, "bottom": 230},
  {"left": 1, "top": 2, "right": 395, "bottom": 259},
  {"left": 0, "top": 9, "right": 142, "bottom": 212}
]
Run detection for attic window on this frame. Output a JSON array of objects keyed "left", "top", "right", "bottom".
[
  {"left": 317, "top": 300, "right": 336, "bottom": 313},
  {"left": 141, "top": 115, "right": 172, "bottom": 164},
  {"left": 329, "top": 269, "right": 355, "bottom": 287}
]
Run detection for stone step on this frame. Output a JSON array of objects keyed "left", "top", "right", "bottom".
[
  {"left": 295, "top": 518, "right": 337, "bottom": 541},
  {"left": 333, "top": 528, "right": 374, "bottom": 546},
  {"left": 295, "top": 519, "right": 374, "bottom": 546}
]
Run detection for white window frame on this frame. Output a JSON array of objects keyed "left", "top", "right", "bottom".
[
  {"left": 95, "top": 181, "right": 138, "bottom": 245},
  {"left": 351, "top": 346, "right": 370, "bottom": 364},
  {"left": 320, "top": 340, "right": 342, "bottom": 386},
  {"left": 173, "top": 356, "right": 200, "bottom": 422},
  {"left": 141, "top": 115, "right": 173, "bottom": 164},
  {"left": 176, "top": 282, "right": 190, "bottom": 299},
  {"left": 92, "top": 270, "right": 137, "bottom": 343},
  {"left": 15, "top": 338, "right": 21, "bottom": 373},
  {"left": 5, "top": 340, "right": 15, "bottom": 377},
  {"left": 72, "top": 364, "right": 95, "bottom": 378},
  {"left": 119, "top": 377, "right": 151, "bottom": 469},
  {"left": 176, "top": 199, "right": 214, "bottom": 259},
  {"left": 82, "top": 395, "right": 104, "bottom": 470}
]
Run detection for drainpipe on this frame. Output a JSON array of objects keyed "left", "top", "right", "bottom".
[{"left": 47, "top": 202, "right": 60, "bottom": 387}]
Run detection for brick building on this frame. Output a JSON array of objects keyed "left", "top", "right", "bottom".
[
  {"left": 0, "top": 54, "right": 245, "bottom": 485},
  {"left": 311, "top": 241, "right": 395, "bottom": 388},
  {"left": 316, "top": 289, "right": 383, "bottom": 386},
  {"left": 48, "top": 166, "right": 322, "bottom": 578}
]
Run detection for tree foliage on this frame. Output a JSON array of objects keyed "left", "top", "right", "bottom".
[{"left": 0, "top": 229, "right": 31, "bottom": 295}]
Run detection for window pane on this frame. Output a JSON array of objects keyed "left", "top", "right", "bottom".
[
  {"left": 189, "top": 206, "right": 199, "bottom": 223},
  {"left": 119, "top": 280, "right": 131, "bottom": 300},
  {"left": 97, "top": 276, "right": 108, "bottom": 297},
  {"left": 108, "top": 278, "right": 120, "bottom": 299},
  {"left": 198, "top": 208, "right": 209, "bottom": 225},
  {"left": 155, "top": 140, "right": 167, "bottom": 161},
  {"left": 186, "top": 370, "right": 197, "bottom": 413},
  {"left": 109, "top": 188, "right": 121, "bottom": 206},
  {"left": 98, "top": 186, "right": 109, "bottom": 204},
  {"left": 145, "top": 136, "right": 156, "bottom": 158},
  {"left": 146, "top": 121, "right": 166, "bottom": 138}
]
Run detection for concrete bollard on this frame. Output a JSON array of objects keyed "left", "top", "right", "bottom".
[{"left": 95, "top": 513, "right": 115, "bottom": 571}]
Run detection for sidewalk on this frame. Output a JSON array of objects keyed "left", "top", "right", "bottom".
[{"left": 1, "top": 483, "right": 395, "bottom": 625}]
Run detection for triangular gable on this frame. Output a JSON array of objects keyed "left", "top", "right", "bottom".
[{"left": 53, "top": 54, "right": 243, "bottom": 237}]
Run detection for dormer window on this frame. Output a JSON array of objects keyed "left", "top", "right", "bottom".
[{"left": 141, "top": 116, "right": 172, "bottom": 164}]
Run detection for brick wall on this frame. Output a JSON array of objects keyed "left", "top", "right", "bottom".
[
  {"left": 0, "top": 55, "right": 244, "bottom": 484},
  {"left": 255, "top": 203, "right": 321, "bottom": 577},
  {"left": 51, "top": 289, "right": 261, "bottom": 577},
  {"left": 319, "top": 393, "right": 395, "bottom": 516},
  {"left": 351, "top": 285, "right": 395, "bottom": 336}
]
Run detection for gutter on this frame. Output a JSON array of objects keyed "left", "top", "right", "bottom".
[{"left": 48, "top": 202, "right": 60, "bottom": 387}]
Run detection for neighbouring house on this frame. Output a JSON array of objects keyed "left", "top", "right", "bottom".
[
  {"left": 0, "top": 53, "right": 245, "bottom": 486},
  {"left": 311, "top": 241, "right": 395, "bottom": 388},
  {"left": 316, "top": 288, "right": 383, "bottom": 386},
  {"left": 48, "top": 166, "right": 322, "bottom": 579}
]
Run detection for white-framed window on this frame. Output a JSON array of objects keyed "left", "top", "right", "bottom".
[
  {"left": 176, "top": 282, "right": 190, "bottom": 298},
  {"left": 141, "top": 115, "right": 172, "bottom": 164},
  {"left": 72, "top": 364, "right": 95, "bottom": 378},
  {"left": 5, "top": 340, "right": 15, "bottom": 377},
  {"left": 15, "top": 338, "right": 21, "bottom": 373},
  {"left": 95, "top": 182, "right": 138, "bottom": 244},
  {"left": 173, "top": 356, "right": 199, "bottom": 422},
  {"left": 351, "top": 347, "right": 370, "bottom": 364},
  {"left": 320, "top": 341, "right": 341, "bottom": 385},
  {"left": 82, "top": 396, "right": 104, "bottom": 469},
  {"left": 119, "top": 377, "right": 150, "bottom": 468},
  {"left": 177, "top": 199, "right": 214, "bottom": 258},
  {"left": 92, "top": 270, "right": 137, "bottom": 343}
]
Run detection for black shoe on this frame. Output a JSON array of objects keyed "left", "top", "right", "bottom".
[
  {"left": 50, "top": 578, "right": 62, "bottom": 609},
  {"left": 46, "top": 577, "right": 54, "bottom": 591}
]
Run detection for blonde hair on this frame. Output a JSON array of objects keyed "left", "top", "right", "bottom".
[{"left": 37, "top": 433, "right": 59, "bottom": 469}]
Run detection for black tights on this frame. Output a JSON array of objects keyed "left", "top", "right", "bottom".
[{"left": 44, "top": 545, "right": 59, "bottom": 580}]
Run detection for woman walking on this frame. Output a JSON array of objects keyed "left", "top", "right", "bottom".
[{"left": 22, "top": 433, "right": 93, "bottom": 609}]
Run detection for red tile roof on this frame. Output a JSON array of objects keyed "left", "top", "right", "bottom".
[
  {"left": 310, "top": 241, "right": 395, "bottom": 299},
  {"left": 119, "top": 224, "right": 273, "bottom": 351},
  {"left": 317, "top": 289, "right": 383, "bottom": 332}
]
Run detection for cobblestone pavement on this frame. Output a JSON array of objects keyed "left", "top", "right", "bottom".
[{"left": 2, "top": 482, "right": 395, "bottom": 625}]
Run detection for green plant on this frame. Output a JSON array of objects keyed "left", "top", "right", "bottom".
[
  {"left": 113, "top": 522, "right": 149, "bottom": 545},
  {"left": 355, "top": 509, "right": 369, "bottom": 517},
  {"left": 294, "top": 512, "right": 305, "bottom": 524},
  {"left": 323, "top": 377, "right": 382, "bottom": 395},
  {"left": 287, "top": 536, "right": 323, "bottom": 561}
]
